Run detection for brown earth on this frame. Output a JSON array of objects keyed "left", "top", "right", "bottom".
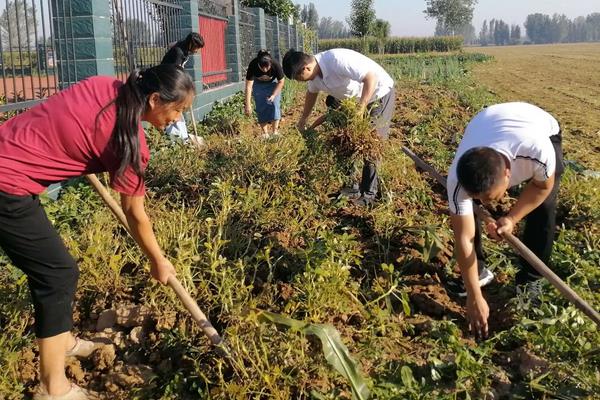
[{"left": 468, "top": 43, "right": 600, "bottom": 170}]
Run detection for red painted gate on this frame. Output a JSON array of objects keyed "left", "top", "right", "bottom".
[{"left": 199, "top": 16, "right": 228, "bottom": 85}]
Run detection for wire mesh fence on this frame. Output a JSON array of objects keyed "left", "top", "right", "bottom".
[
  {"left": 238, "top": 6, "right": 255, "bottom": 76},
  {"left": 110, "top": 0, "right": 183, "bottom": 78},
  {"left": 0, "top": 0, "right": 59, "bottom": 113}
]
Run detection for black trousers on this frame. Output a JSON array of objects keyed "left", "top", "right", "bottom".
[
  {"left": 474, "top": 134, "right": 565, "bottom": 281},
  {"left": 0, "top": 192, "right": 79, "bottom": 338}
]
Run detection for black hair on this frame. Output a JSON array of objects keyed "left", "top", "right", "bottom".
[
  {"left": 179, "top": 32, "right": 205, "bottom": 54},
  {"left": 282, "top": 49, "right": 313, "bottom": 79},
  {"left": 456, "top": 147, "right": 506, "bottom": 195},
  {"left": 257, "top": 49, "right": 272, "bottom": 69},
  {"left": 100, "top": 64, "right": 195, "bottom": 177}
]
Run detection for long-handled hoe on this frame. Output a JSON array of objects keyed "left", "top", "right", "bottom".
[
  {"left": 84, "top": 174, "right": 232, "bottom": 355},
  {"left": 400, "top": 146, "right": 600, "bottom": 328}
]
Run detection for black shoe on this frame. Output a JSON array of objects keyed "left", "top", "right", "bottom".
[
  {"left": 446, "top": 264, "right": 495, "bottom": 298},
  {"left": 351, "top": 194, "right": 375, "bottom": 207}
]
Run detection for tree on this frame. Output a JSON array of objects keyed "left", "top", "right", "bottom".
[
  {"left": 318, "top": 17, "right": 350, "bottom": 39},
  {"left": 347, "top": 0, "right": 375, "bottom": 37},
  {"left": 510, "top": 24, "right": 521, "bottom": 44},
  {"left": 241, "top": 0, "right": 298, "bottom": 20},
  {"left": 372, "top": 19, "right": 391, "bottom": 39},
  {"left": 306, "top": 3, "right": 319, "bottom": 30},
  {"left": 424, "top": 0, "right": 477, "bottom": 36},
  {"left": 372, "top": 18, "right": 391, "bottom": 54},
  {"left": 479, "top": 20, "right": 488, "bottom": 45},
  {"left": 525, "top": 13, "right": 553, "bottom": 44},
  {"left": 587, "top": 13, "right": 600, "bottom": 41},
  {"left": 0, "top": 0, "right": 36, "bottom": 50}
]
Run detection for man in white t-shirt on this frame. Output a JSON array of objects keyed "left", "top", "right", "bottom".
[
  {"left": 282, "top": 48, "right": 396, "bottom": 206},
  {"left": 447, "top": 102, "right": 564, "bottom": 338}
]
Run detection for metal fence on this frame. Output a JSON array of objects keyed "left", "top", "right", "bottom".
[
  {"left": 198, "top": 0, "right": 231, "bottom": 19},
  {"left": 110, "top": 0, "right": 183, "bottom": 77},
  {"left": 264, "top": 15, "right": 276, "bottom": 59},
  {"left": 0, "top": 0, "right": 316, "bottom": 116},
  {"left": 0, "top": 0, "right": 59, "bottom": 114},
  {"left": 238, "top": 6, "right": 254, "bottom": 76}
]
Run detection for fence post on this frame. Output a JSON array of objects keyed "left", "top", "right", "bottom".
[
  {"left": 251, "top": 7, "right": 266, "bottom": 53},
  {"left": 177, "top": 0, "right": 203, "bottom": 105},
  {"left": 274, "top": 17, "right": 281, "bottom": 62},
  {"left": 292, "top": 25, "right": 299, "bottom": 50},
  {"left": 226, "top": 0, "right": 242, "bottom": 82},
  {"left": 51, "top": 0, "right": 114, "bottom": 89}
]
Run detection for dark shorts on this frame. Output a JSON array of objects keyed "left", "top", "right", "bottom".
[{"left": 0, "top": 191, "right": 79, "bottom": 338}]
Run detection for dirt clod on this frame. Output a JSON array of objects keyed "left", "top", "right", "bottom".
[
  {"left": 115, "top": 304, "right": 151, "bottom": 328},
  {"left": 92, "top": 345, "right": 116, "bottom": 371},
  {"left": 65, "top": 358, "right": 86, "bottom": 383},
  {"left": 517, "top": 347, "right": 549, "bottom": 377}
]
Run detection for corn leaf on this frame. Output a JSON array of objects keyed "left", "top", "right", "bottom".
[{"left": 257, "top": 310, "right": 371, "bottom": 400}]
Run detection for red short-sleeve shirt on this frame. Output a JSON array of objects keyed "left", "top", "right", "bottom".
[{"left": 0, "top": 76, "right": 150, "bottom": 196}]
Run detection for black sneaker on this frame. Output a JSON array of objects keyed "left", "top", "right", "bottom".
[
  {"left": 446, "top": 266, "right": 495, "bottom": 297},
  {"left": 339, "top": 185, "right": 361, "bottom": 200},
  {"left": 351, "top": 194, "right": 375, "bottom": 207}
]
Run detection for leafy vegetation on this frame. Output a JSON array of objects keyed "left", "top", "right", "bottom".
[
  {"left": 318, "top": 36, "right": 463, "bottom": 54},
  {"left": 0, "top": 48, "right": 598, "bottom": 399}
]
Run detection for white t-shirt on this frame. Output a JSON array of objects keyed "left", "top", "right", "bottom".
[
  {"left": 447, "top": 102, "right": 560, "bottom": 216},
  {"left": 307, "top": 49, "right": 394, "bottom": 102}
]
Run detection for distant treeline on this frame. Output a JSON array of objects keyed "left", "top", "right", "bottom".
[
  {"left": 477, "top": 12, "right": 600, "bottom": 46},
  {"left": 524, "top": 13, "right": 600, "bottom": 44},
  {"left": 318, "top": 36, "right": 463, "bottom": 54}
]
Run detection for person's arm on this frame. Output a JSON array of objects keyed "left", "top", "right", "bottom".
[
  {"left": 451, "top": 213, "right": 490, "bottom": 338},
  {"left": 298, "top": 91, "right": 319, "bottom": 131},
  {"left": 358, "top": 71, "right": 378, "bottom": 113},
  {"left": 120, "top": 194, "right": 175, "bottom": 284},
  {"left": 267, "top": 78, "right": 285, "bottom": 102},
  {"left": 486, "top": 174, "right": 555, "bottom": 240},
  {"left": 244, "top": 79, "right": 254, "bottom": 116}
]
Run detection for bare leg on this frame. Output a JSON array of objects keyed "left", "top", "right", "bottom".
[
  {"left": 271, "top": 119, "right": 280, "bottom": 134},
  {"left": 259, "top": 122, "right": 270, "bottom": 136},
  {"left": 38, "top": 332, "right": 72, "bottom": 395}
]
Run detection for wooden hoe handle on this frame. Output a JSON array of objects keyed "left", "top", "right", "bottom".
[{"left": 85, "top": 174, "right": 225, "bottom": 344}]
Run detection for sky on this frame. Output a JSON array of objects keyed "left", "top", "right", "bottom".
[{"left": 294, "top": 0, "right": 600, "bottom": 36}]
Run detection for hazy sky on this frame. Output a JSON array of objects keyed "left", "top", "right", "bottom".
[{"left": 295, "top": 0, "right": 600, "bottom": 36}]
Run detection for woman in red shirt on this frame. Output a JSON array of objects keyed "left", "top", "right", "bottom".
[{"left": 0, "top": 64, "right": 194, "bottom": 399}]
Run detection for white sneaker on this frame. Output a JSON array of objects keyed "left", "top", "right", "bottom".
[
  {"left": 447, "top": 267, "right": 495, "bottom": 298},
  {"left": 65, "top": 337, "right": 103, "bottom": 359}
]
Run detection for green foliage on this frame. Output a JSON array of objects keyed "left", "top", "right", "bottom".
[
  {"left": 240, "top": 0, "right": 298, "bottom": 20},
  {"left": 423, "top": 0, "right": 477, "bottom": 36},
  {"left": 318, "top": 36, "right": 463, "bottom": 54},
  {"left": 375, "top": 52, "right": 492, "bottom": 84},
  {"left": 2, "top": 51, "right": 599, "bottom": 399},
  {"left": 201, "top": 93, "right": 246, "bottom": 135},
  {"left": 347, "top": 0, "right": 376, "bottom": 37},
  {"left": 258, "top": 310, "right": 371, "bottom": 400}
]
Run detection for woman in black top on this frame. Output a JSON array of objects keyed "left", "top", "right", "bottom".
[
  {"left": 161, "top": 32, "right": 204, "bottom": 67},
  {"left": 244, "top": 50, "right": 285, "bottom": 137},
  {"left": 161, "top": 32, "right": 204, "bottom": 143}
]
